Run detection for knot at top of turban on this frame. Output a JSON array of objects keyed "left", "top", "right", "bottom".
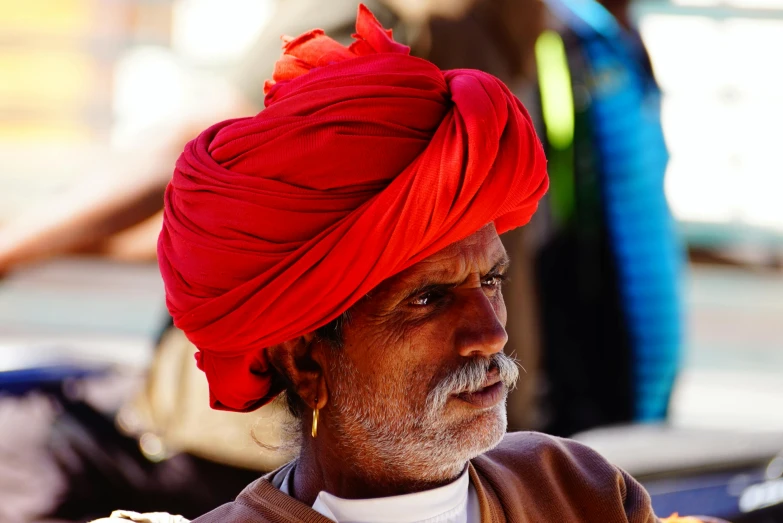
[{"left": 158, "top": 4, "right": 549, "bottom": 412}]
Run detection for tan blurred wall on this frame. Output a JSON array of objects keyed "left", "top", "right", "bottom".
[{"left": 0, "top": 0, "right": 172, "bottom": 223}]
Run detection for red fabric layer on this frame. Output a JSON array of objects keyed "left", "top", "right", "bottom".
[{"left": 158, "top": 4, "right": 549, "bottom": 412}]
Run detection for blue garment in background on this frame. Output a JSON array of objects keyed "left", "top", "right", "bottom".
[{"left": 544, "top": 0, "right": 685, "bottom": 421}]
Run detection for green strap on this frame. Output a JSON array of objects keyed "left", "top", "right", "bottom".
[{"left": 535, "top": 30, "right": 576, "bottom": 225}]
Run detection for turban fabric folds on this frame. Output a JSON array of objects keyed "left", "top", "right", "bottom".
[{"left": 158, "top": 4, "right": 548, "bottom": 412}]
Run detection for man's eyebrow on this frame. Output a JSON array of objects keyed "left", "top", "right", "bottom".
[
  {"left": 401, "top": 281, "right": 456, "bottom": 301},
  {"left": 397, "top": 252, "right": 512, "bottom": 299},
  {"left": 487, "top": 253, "right": 511, "bottom": 274}
]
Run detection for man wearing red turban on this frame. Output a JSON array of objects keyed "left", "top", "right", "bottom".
[{"left": 126, "top": 5, "right": 717, "bottom": 523}]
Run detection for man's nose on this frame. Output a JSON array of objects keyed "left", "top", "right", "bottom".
[{"left": 454, "top": 290, "right": 508, "bottom": 358}]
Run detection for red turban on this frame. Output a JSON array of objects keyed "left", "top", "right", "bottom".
[{"left": 158, "top": 4, "right": 548, "bottom": 412}]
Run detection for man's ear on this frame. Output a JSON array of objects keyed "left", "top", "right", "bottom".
[{"left": 267, "top": 333, "right": 328, "bottom": 411}]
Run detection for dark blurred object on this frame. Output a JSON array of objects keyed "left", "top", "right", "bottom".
[
  {"left": 576, "top": 425, "right": 783, "bottom": 522},
  {"left": 0, "top": 390, "right": 261, "bottom": 523},
  {"left": 414, "top": 0, "right": 545, "bottom": 84},
  {"left": 49, "top": 394, "right": 261, "bottom": 522},
  {"left": 536, "top": 228, "right": 635, "bottom": 434}
]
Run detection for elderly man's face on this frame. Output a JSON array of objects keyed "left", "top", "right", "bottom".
[{"left": 322, "top": 224, "right": 519, "bottom": 484}]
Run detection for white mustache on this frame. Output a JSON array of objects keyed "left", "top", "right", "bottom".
[{"left": 425, "top": 353, "right": 520, "bottom": 414}]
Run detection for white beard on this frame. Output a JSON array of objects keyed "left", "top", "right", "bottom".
[{"left": 326, "top": 352, "right": 518, "bottom": 485}]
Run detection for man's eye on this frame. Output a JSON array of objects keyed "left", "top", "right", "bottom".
[
  {"left": 482, "top": 275, "right": 505, "bottom": 288},
  {"left": 410, "top": 290, "right": 444, "bottom": 307},
  {"left": 411, "top": 292, "right": 435, "bottom": 306}
]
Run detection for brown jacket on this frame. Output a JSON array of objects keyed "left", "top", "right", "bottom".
[{"left": 191, "top": 432, "right": 662, "bottom": 522}]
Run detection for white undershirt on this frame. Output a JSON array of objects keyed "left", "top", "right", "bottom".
[{"left": 278, "top": 466, "right": 480, "bottom": 523}]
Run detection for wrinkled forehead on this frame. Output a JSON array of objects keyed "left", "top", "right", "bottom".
[{"left": 378, "top": 224, "right": 509, "bottom": 294}]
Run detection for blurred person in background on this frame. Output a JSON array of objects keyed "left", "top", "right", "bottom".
[{"left": 529, "top": 0, "right": 684, "bottom": 436}]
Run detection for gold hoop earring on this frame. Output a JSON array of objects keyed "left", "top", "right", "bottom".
[{"left": 311, "top": 404, "right": 319, "bottom": 438}]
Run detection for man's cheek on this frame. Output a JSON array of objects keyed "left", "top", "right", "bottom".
[
  {"left": 350, "top": 318, "right": 412, "bottom": 371},
  {"left": 378, "top": 312, "right": 426, "bottom": 352},
  {"left": 494, "top": 292, "right": 507, "bottom": 327}
]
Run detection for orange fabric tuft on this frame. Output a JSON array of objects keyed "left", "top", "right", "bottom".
[{"left": 263, "top": 3, "right": 409, "bottom": 96}]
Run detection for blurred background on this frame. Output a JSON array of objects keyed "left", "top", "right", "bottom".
[{"left": 1, "top": 0, "right": 782, "bottom": 521}]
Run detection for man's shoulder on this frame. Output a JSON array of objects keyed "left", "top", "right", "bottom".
[
  {"left": 473, "top": 431, "right": 658, "bottom": 522},
  {"left": 190, "top": 479, "right": 271, "bottom": 523},
  {"left": 189, "top": 501, "right": 261, "bottom": 523},
  {"left": 191, "top": 474, "right": 332, "bottom": 523},
  {"left": 485, "top": 430, "right": 607, "bottom": 464},
  {"left": 475, "top": 431, "right": 624, "bottom": 488},
  {"left": 494, "top": 430, "right": 573, "bottom": 450}
]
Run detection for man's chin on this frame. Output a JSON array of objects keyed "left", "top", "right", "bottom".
[
  {"left": 353, "top": 403, "right": 507, "bottom": 485},
  {"left": 416, "top": 404, "right": 507, "bottom": 483},
  {"left": 442, "top": 401, "right": 508, "bottom": 460},
  {"left": 470, "top": 402, "right": 508, "bottom": 450}
]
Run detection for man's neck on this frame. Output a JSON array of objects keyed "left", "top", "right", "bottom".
[{"left": 291, "top": 437, "right": 462, "bottom": 505}]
